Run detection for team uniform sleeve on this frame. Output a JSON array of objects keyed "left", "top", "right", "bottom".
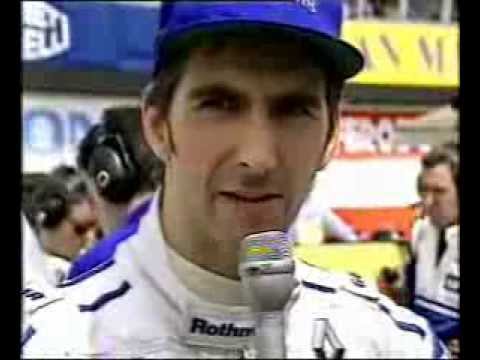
[
  {"left": 22, "top": 297, "right": 95, "bottom": 359},
  {"left": 334, "top": 271, "right": 450, "bottom": 359},
  {"left": 375, "top": 292, "right": 450, "bottom": 359},
  {"left": 321, "top": 208, "right": 359, "bottom": 242}
]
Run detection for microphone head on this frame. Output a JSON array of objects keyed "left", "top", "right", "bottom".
[
  {"left": 238, "top": 231, "right": 297, "bottom": 312},
  {"left": 240, "top": 230, "right": 292, "bottom": 263},
  {"left": 239, "top": 231, "right": 294, "bottom": 277}
]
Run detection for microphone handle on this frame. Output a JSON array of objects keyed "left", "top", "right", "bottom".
[{"left": 253, "top": 311, "right": 286, "bottom": 359}]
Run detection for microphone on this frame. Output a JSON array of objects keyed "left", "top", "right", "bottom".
[{"left": 238, "top": 231, "right": 297, "bottom": 358}]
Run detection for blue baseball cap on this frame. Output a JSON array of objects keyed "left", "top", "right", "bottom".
[{"left": 153, "top": 1, "right": 364, "bottom": 80}]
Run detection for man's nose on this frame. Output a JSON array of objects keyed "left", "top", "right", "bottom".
[
  {"left": 236, "top": 115, "right": 279, "bottom": 175},
  {"left": 422, "top": 192, "right": 435, "bottom": 210}
]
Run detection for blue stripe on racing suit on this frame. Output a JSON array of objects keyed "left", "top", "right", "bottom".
[
  {"left": 413, "top": 302, "right": 460, "bottom": 342},
  {"left": 378, "top": 303, "right": 426, "bottom": 339},
  {"left": 67, "top": 199, "right": 151, "bottom": 281},
  {"left": 78, "top": 281, "right": 131, "bottom": 312}
]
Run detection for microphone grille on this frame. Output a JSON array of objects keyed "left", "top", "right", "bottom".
[{"left": 240, "top": 231, "right": 292, "bottom": 264}]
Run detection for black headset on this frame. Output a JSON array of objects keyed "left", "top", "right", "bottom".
[
  {"left": 32, "top": 177, "right": 70, "bottom": 230},
  {"left": 83, "top": 125, "right": 141, "bottom": 204}
]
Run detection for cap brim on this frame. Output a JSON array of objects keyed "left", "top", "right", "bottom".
[{"left": 155, "top": 21, "right": 364, "bottom": 80}]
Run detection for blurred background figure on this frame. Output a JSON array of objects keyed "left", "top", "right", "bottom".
[
  {"left": 68, "top": 105, "right": 164, "bottom": 280},
  {"left": 22, "top": 212, "right": 61, "bottom": 328},
  {"left": 289, "top": 192, "right": 359, "bottom": 246},
  {"left": 406, "top": 145, "right": 459, "bottom": 354},
  {"left": 22, "top": 213, "right": 55, "bottom": 289},
  {"left": 24, "top": 167, "right": 98, "bottom": 285},
  {"left": 50, "top": 165, "right": 101, "bottom": 247},
  {"left": 22, "top": 172, "right": 50, "bottom": 228},
  {"left": 76, "top": 105, "right": 163, "bottom": 237}
]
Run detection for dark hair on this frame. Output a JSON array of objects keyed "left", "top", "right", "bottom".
[
  {"left": 51, "top": 165, "right": 78, "bottom": 181},
  {"left": 146, "top": 27, "right": 345, "bottom": 140},
  {"left": 50, "top": 165, "right": 89, "bottom": 202},
  {"left": 420, "top": 146, "right": 459, "bottom": 190},
  {"left": 22, "top": 172, "right": 50, "bottom": 227},
  {"left": 28, "top": 175, "right": 71, "bottom": 230},
  {"left": 77, "top": 107, "right": 164, "bottom": 196}
]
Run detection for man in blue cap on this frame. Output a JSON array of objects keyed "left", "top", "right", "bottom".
[{"left": 22, "top": 2, "right": 449, "bottom": 358}]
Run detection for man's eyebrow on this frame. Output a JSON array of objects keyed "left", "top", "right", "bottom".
[
  {"left": 187, "top": 84, "right": 324, "bottom": 108},
  {"left": 187, "top": 83, "right": 244, "bottom": 100}
]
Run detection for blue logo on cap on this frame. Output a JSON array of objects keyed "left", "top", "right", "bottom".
[{"left": 296, "top": 0, "right": 319, "bottom": 13}]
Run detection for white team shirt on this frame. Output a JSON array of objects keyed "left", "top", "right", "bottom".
[
  {"left": 22, "top": 214, "right": 55, "bottom": 288},
  {"left": 44, "top": 254, "right": 71, "bottom": 285},
  {"left": 411, "top": 218, "right": 459, "bottom": 340},
  {"left": 22, "top": 192, "right": 448, "bottom": 358},
  {"left": 22, "top": 214, "right": 65, "bottom": 340},
  {"left": 288, "top": 197, "right": 358, "bottom": 245}
]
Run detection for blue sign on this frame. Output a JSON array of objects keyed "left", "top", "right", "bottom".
[
  {"left": 23, "top": 108, "right": 94, "bottom": 155},
  {"left": 22, "top": 2, "right": 158, "bottom": 74}
]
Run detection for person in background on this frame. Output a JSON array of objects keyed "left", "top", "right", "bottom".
[
  {"left": 289, "top": 192, "right": 358, "bottom": 245},
  {"left": 407, "top": 146, "right": 459, "bottom": 357},
  {"left": 76, "top": 106, "right": 163, "bottom": 237},
  {"left": 50, "top": 165, "right": 101, "bottom": 248},
  {"left": 22, "top": 172, "right": 50, "bottom": 228},
  {"left": 22, "top": 212, "right": 55, "bottom": 289},
  {"left": 67, "top": 105, "right": 164, "bottom": 281},
  {"left": 22, "top": 212, "right": 61, "bottom": 331},
  {"left": 29, "top": 173, "right": 98, "bottom": 284}
]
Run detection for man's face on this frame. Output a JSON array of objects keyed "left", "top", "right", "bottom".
[
  {"left": 68, "top": 199, "right": 99, "bottom": 248},
  {"left": 146, "top": 41, "right": 336, "bottom": 269},
  {"left": 41, "top": 199, "right": 98, "bottom": 259},
  {"left": 418, "top": 164, "right": 458, "bottom": 228}
]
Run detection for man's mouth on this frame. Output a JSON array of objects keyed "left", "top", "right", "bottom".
[{"left": 219, "top": 191, "right": 282, "bottom": 203}]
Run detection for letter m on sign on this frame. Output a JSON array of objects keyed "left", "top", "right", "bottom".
[{"left": 419, "top": 36, "right": 444, "bottom": 74}]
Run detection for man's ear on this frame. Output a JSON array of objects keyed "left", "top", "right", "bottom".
[
  {"left": 141, "top": 104, "right": 172, "bottom": 162},
  {"left": 316, "top": 114, "right": 340, "bottom": 171}
]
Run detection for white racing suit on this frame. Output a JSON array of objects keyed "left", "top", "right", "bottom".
[
  {"left": 409, "top": 218, "right": 460, "bottom": 342},
  {"left": 22, "top": 193, "right": 448, "bottom": 359}
]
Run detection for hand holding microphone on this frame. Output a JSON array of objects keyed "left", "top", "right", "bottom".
[{"left": 239, "top": 231, "right": 297, "bottom": 358}]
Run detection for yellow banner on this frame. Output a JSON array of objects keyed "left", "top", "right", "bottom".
[
  {"left": 294, "top": 243, "right": 410, "bottom": 282},
  {"left": 342, "top": 21, "right": 459, "bottom": 87}
]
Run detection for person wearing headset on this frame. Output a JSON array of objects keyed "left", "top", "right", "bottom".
[
  {"left": 29, "top": 172, "right": 98, "bottom": 285},
  {"left": 67, "top": 106, "right": 164, "bottom": 280}
]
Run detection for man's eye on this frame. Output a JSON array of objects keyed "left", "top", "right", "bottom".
[
  {"left": 293, "top": 106, "right": 313, "bottom": 117},
  {"left": 197, "top": 98, "right": 237, "bottom": 111},
  {"left": 282, "top": 105, "right": 315, "bottom": 120}
]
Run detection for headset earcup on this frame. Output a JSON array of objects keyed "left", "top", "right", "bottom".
[
  {"left": 88, "top": 144, "right": 139, "bottom": 203},
  {"left": 37, "top": 195, "right": 68, "bottom": 229},
  {"left": 32, "top": 180, "right": 69, "bottom": 229}
]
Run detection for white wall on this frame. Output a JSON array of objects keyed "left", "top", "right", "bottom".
[{"left": 311, "top": 156, "right": 422, "bottom": 209}]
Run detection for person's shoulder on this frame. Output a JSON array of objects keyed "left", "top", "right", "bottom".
[
  {"left": 59, "top": 245, "right": 134, "bottom": 307},
  {"left": 22, "top": 277, "right": 65, "bottom": 320},
  {"left": 295, "top": 260, "right": 383, "bottom": 304},
  {"left": 22, "top": 260, "right": 134, "bottom": 358},
  {"left": 22, "top": 290, "right": 97, "bottom": 358},
  {"left": 295, "top": 261, "right": 449, "bottom": 358},
  {"left": 67, "top": 220, "right": 138, "bottom": 280}
]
